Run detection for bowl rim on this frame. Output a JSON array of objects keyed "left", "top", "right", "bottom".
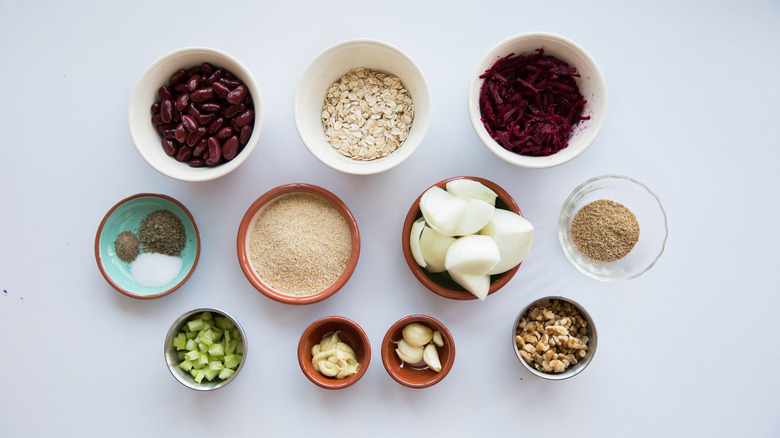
[
  {"left": 127, "top": 46, "right": 264, "bottom": 182},
  {"left": 236, "top": 183, "right": 361, "bottom": 304},
  {"left": 164, "top": 307, "right": 247, "bottom": 391},
  {"left": 94, "top": 193, "right": 201, "bottom": 299},
  {"left": 467, "top": 31, "right": 608, "bottom": 168},
  {"left": 511, "top": 296, "right": 597, "bottom": 380},
  {"left": 297, "top": 315, "right": 371, "bottom": 390},
  {"left": 292, "top": 37, "right": 432, "bottom": 175},
  {"left": 380, "top": 314, "right": 456, "bottom": 388},
  {"left": 401, "top": 176, "right": 522, "bottom": 300},
  {"left": 558, "top": 174, "right": 668, "bottom": 281}
]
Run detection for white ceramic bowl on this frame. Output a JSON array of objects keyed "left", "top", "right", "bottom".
[
  {"left": 128, "top": 47, "right": 264, "bottom": 182},
  {"left": 468, "top": 32, "right": 607, "bottom": 168},
  {"left": 293, "top": 39, "right": 432, "bottom": 175}
]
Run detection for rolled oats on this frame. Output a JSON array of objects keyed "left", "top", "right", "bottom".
[{"left": 321, "top": 67, "right": 414, "bottom": 161}]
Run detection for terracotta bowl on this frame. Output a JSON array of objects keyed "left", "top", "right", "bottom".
[
  {"left": 237, "top": 184, "right": 360, "bottom": 304},
  {"left": 381, "top": 314, "right": 455, "bottom": 388},
  {"left": 297, "top": 316, "right": 371, "bottom": 390},
  {"left": 401, "top": 176, "right": 522, "bottom": 300}
]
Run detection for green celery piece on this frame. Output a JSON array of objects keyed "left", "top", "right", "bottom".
[
  {"left": 225, "top": 339, "right": 236, "bottom": 355},
  {"left": 200, "top": 311, "right": 212, "bottom": 321},
  {"left": 204, "top": 369, "right": 219, "bottom": 381},
  {"left": 201, "top": 329, "right": 216, "bottom": 345},
  {"left": 208, "top": 361, "right": 224, "bottom": 371},
  {"left": 215, "top": 316, "right": 234, "bottom": 330},
  {"left": 224, "top": 354, "right": 240, "bottom": 369},
  {"left": 186, "top": 319, "right": 204, "bottom": 332},
  {"left": 174, "top": 333, "right": 187, "bottom": 350},
  {"left": 178, "top": 360, "right": 193, "bottom": 371},
  {"left": 218, "top": 368, "right": 235, "bottom": 380},
  {"left": 194, "top": 369, "right": 206, "bottom": 383},
  {"left": 237, "top": 340, "right": 244, "bottom": 355},
  {"left": 184, "top": 350, "right": 200, "bottom": 362},
  {"left": 208, "top": 343, "right": 225, "bottom": 357},
  {"left": 197, "top": 352, "right": 209, "bottom": 368},
  {"left": 185, "top": 331, "right": 197, "bottom": 340},
  {"left": 177, "top": 351, "right": 186, "bottom": 361},
  {"left": 224, "top": 329, "right": 231, "bottom": 343},
  {"left": 185, "top": 339, "right": 197, "bottom": 351},
  {"left": 198, "top": 343, "right": 208, "bottom": 353},
  {"left": 189, "top": 368, "right": 199, "bottom": 378}
]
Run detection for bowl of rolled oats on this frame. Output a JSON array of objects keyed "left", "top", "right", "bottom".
[
  {"left": 293, "top": 38, "right": 432, "bottom": 175},
  {"left": 512, "top": 296, "right": 597, "bottom": 380}
]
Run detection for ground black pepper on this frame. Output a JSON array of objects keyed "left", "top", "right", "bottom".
[
  {"left": 138, "top": 210, "right": 186, "bottom": 256},
  {"left": 570, "top": 199, "right": 640, "bottom": 263},
  {"left": 114, "top": 231, "right": 140, "bottom": 263}
]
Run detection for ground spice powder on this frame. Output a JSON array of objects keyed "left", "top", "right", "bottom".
[
  {"left": 248, "top": 193, "right": 352, "bottom": 296},
  {"left": 114, "top": 231, "right": 140, "bottom": 263},
  {"left": 570, "top": 199, "right": 640, "bottom": 263},
  {"left": 138, "top": 210, "right": 186, "bottom": 256}
]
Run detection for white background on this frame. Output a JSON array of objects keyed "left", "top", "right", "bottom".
[{"left": 1, "top": 1, "right": 779, "bottom": 436}]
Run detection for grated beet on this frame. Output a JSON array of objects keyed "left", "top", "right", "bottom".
[{"left": 479, "top": 49, "right": 589, "bottom": 156}]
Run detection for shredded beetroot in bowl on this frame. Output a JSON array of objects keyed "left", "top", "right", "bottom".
[{"left": 479, "top": 49, "right": 589, "bottom": 156}]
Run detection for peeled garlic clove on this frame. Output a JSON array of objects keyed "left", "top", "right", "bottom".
[
  {"left": 419, "top": 186, "right": 467, "bottom": 237},
  {"left": 409, "top": 218, "right": 427, "bottom": 268},
  {"left": 432, "top": 330, "right": 444, "bottom": 347},
  {"left": 454, "top": 198, "right": 495, "bottom": 236},
  {"left": 419, "top": 225, "right": 455, "bottom": 273},
  {"left": 395, "top": 339, "right": 424, "bottom": 364},
  {"left": 402, "top": 323, "right": 433, "bottom": 347},
  {"left": 444, "top": 234, "right": 500, "bottom": 276},
  {"left": 448, "top": 268, "right": 490, "bottom": 300},
  {"left": 480, "top": 209, "right": 534, "bottom": 275},
  {"left": 423, "top": 344, "right": 442, "bottom": 372},
  {"left": 445, "top": 179, "right": 497, "bottom": 205}
]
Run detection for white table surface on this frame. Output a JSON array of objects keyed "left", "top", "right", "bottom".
[{"left": 2, "top": 1, "right": 779, "bottom": 436}]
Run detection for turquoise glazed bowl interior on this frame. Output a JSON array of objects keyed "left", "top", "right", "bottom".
[{"left": 95, "top": 193, "right": 200, "bottom": 299}]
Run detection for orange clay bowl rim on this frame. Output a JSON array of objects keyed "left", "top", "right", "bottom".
[
  {"left": 297, "top": 316, "right": 371, "bottom": 390},
  {"left": 381, "top": 314, "right": 456, "bottom": 388},
  {"left": 401, "top": 176, "right": 522, "bottom": 300},
  {"left": 94, "top": 193, "right": 201, "bottom": 300},
  {"left": 237, "top": 183, "right": 361, "bottom": 305}
]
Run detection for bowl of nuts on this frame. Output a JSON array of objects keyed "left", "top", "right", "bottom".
[
  {"left": 381, "top": 315, "right": 455, "bottom": 388},
  {"left": 297, "top": 316, "right": 371, "bottom": 390},
  {"left": 513, "top": 296, "right": 597, "bottom": 380},
  {"left": 293, "top": 38, "right": 432, "bottom": 175},
  {"left": 128, "top": 47, "right": 263, "bottom": 182}
]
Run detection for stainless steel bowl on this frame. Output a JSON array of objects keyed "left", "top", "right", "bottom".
[
  {"left": 164, "top": 307, "right": 247, "bottom": 390},
  {"left": 512, "top": 296, "right": 597, "bottom": 380}
]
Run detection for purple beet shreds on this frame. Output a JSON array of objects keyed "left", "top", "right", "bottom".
[{"left": 479, "top": 49, "right": 589, "bottom": 156}]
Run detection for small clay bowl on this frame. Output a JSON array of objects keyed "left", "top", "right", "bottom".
[
  {"left": 401, "top": 176, "right": 522, "bottom": 300},
  {"left": 164, "top": 307, "right": 247, "bottom": 390},
  {"left": 297, "top": 316, "right": 371, "bottom": 390},
  {"left": 237, "top": 184, "right": 361, "bottom": 304},
  {"left": 95, "top": 193, "right": 200, "bottom": 299},
  {"left": 381, "top": 314, "right": 455, "bottom": 388}
]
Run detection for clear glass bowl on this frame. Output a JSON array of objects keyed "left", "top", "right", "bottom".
[{"left": 559, "top": 175, "right": 668, "bottom": 281}]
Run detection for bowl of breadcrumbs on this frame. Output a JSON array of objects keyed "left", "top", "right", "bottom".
[
  {"left": 293, "top": 38, "right": 432, "bottom": 175},
  {"left": 237, "top": 183, "right": 361, "bottom": 304}
]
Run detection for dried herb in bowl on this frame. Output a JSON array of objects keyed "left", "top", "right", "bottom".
[{"left": 479, "top": 49, "right": 589, "bottom": 156}]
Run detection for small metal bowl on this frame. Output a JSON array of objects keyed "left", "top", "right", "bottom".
[
  {"left": 381, "top": 314, "right": 455, "bottom": 388},
  {"left": 297, "top": 316, "right": 371, "bottom": 390},
  {"left": 164, "top": 308, "right": 247, "bottom": 391},
  {"left": 512, "top": 296, "right": 597, "bottom": 380},
  {"left": 559, "top": 175, "right": 668, "bottom": 281}
]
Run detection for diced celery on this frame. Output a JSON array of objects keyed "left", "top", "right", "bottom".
[
  {"left": 197, "top": 353, "right": 209, "bottom": 368},
  {"left": 186, "top": 319, "right": 204, "bottom": 332},
  {"left": 224, "top": 329, "right": 231, "bottom": 343},
  {"left": 198, "top": 343, "right": 208, "bottom": 353},
  {"left": 184, "top": 350, "right": 200, "bottom": 362},
  {"left": 236, "top": 340, "right": 244, "bottom": 355},
  {"left": 189, "top": 368, "right": 199, "bottom": 378},
  {"left": 218, "top": 368, "right": 235, "bottom": 380},
  {"left": 200, "top": 311, "right": 212, "bottom": 321},
  {"left": 215, "top": 316, "right": 234, "bottom": 330},
  {"left": 224, "top": 354, "right": 240, "bottom": 370},
  {"left": 208, "top": 343, "right": 224, "bottom": 357},
  {"left": 177, "top": 351, "right": 186, "bottom": 361},
  {"left": 185, "top": 331, "right": 197, "bottom": 340},
  {"left": 194, "top": 370, "right": 206, "bottom": 383},
  {"left": 204, "top": 369, "right": 219, "bottom": 381},
  {"left": 208, "top": 361, "right": 224, "bottom": 371},
  {"left": 185, "top": 339, "right": 197, "bottom": 351},
  {"left": 178, "top": 360, "right": 193, "bottom": 371},
  {"left": 174, "top": 333, "right": 187, "bottom": 350},
  {"left": 225, "top": 339, "right": 237, "bottom": 355}
]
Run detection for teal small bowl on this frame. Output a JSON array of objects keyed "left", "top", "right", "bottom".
[{"left": 95, "top": 193, "right": 200, "bottom": 299}]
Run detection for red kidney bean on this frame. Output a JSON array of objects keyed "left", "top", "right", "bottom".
[
  {"left": 187, "top": 75, "right": 200, "bottom": 92},
  {"left": 234, "top": 109, "right": 253, "bottom": 127},
  {"left": 197, "top": 112, "right": 216, "bottom": 125},
  {"left": 208, "top": 117, "right": 224, "bottom": 133},
  {"left": 162, "top": 138, "right": 177, "bottom": 156},
  {"left": 201, "top": 63, "right": 215, "bottom": 75},
  {"left": 219, "top": 77, "right": 241, "bottom": 88},
  {"left": 186, "top": 127, "right": 207, "bottom": 147},
  {"left": 175, "top": 124, "right": 187, "bottom": 143},
  {"left": 200, "top": 102, "right": 222, "bottom": 113},
  {"left": 174, "top": 83, "right": 188, "bottom": 93},
  {"left": 206, "top": 138, "right": 222, "bottom": 166},
  {"left": 172, "top": 109, "right": 181, "bottom": 123},
  {"left": 186, "top": 66, "right": 200, "bottom": 76},
  {"left": 175, "top": 146, "right": 193, "bottom": 162},
  {"left": 224, "top": 103, "right": 245, "bottom": 118},
  {"left": 226, "top": 85, "right": 247, "bottom": 105},
  {"left": 189, "top": 158, "right": 207, "bottom": 167},
  {"left": 169, "top": 69, "right": 187, "bottom": 86},
  {"left": 151, "top": 102, "right": 161, "bottom": 113},
  {"left": 175, "top": 93, "right": 189, "bottom": 111},
  {"left": 160, "top": 99, "right": 173, "bottom": 123},
  {"left": 239, "top": 124, "right": 252, "bottom": 145},
  {"left": 193, "top": 138, "right": 208, "bottom": 157},
  {"left": 162, "top": 128, "right": 177, "bottom": 139},
  {"left": 215, "top": 126, "right": 233, "bottom": 140},
  {"left": 222, "top": 135, "right": 240, "bottom": 161},
  {"left": 185, "top": 104, "right": 201, "bottom": 118},
  {"left": 181, "top": 114, "right": 198, "bottom": 132},
  {"left": 212, "top": 82, "right": 230, "bottom": 97},
  {"left": 206, "top": 69, "right": 223, "bottom": 84},
  {"left": 190, "top": 87, "right": 214, "bottom": 102},
  {"left": 156, "top": 125, "right": 165, "bottom": 136},
  {"left": 158, "top": 86, "right": 173, "bottom": 101},
  {"left": 152, "top": 113, "right": 163, "bottom": 125}
]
